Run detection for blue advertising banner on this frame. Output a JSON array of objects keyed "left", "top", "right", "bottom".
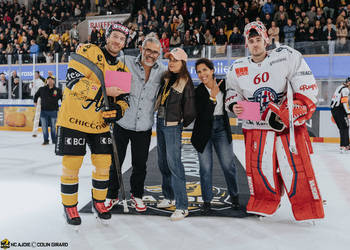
[{"left": 0, "top": 55, "right": 349, "bottom": 81}]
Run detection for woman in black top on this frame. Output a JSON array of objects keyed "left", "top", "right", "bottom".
[{"left": 191, "top": 58, "right": 239, "bottom": 215}]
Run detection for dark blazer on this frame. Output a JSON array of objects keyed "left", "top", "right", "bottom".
[{"left": 191, "top": 80, "right": 232, "bottom": 153}]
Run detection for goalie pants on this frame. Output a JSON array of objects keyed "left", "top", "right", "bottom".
[
  {"left": 331, "top": 106, "right": 349, "bottom": 147},
  {"left": 56, "top": 126, "right": 112, "bottom": 206},
  {"left": 243, "top": 126, "right": 324, "bottom": 221}
]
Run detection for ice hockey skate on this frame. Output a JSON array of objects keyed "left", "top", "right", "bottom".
[
  {"left": 92, "top": 200, "right": 111, "bottom": 225},
  {"left": 63, "top": 205, "right": 81, "bottom": 231}
]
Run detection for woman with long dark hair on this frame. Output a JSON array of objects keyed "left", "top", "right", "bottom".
[
  {"left": 155, "top": 48, "right": 196, "bottom": 221},
  {"left": 191, "top": 58, "right": 240, "bottom": 215}
]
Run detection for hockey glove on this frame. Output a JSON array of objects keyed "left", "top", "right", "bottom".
[
  {"left": 261, "top": 93, "right": 316, "bottom": 131},
  {"left": 102, "top": 100, "right": 128, "bottom": 124},
  {"left": 261, "top": 104, "right": 286, "bottom": 132}
]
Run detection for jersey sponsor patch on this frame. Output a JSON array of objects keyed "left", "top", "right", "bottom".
[
  {"left": 66, "top": 68, "right": 85, "bottom": 90},
  {"left": 299, "top": 84, "right": 318, "bottom": 91},
  {"left": 235, "top": 67, "right": 248, "bottom": 78}
]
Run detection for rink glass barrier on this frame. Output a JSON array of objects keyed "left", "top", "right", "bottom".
[{"left": 0, "top": 41, "right": 349, "bottom": 103}]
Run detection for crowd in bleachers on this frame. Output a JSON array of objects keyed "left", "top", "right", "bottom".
[
  {"left": 1, "top": 0, "right": 350, "bottom": 67},
  {"left": 122, "top": 0, "right": 350, "bottom": 55}
]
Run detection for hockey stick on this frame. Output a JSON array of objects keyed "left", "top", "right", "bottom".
[
  {"left": 32, "top": 98, "right": 41, "bottom": 137},
  {"left": 287, "top": 79, "right": 297, "bottom": 154},
  {"left": 70, "top": 53, "right": 129, "bottom": 213}
]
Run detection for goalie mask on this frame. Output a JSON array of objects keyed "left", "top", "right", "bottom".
[{"left": 244, "top": 21, "right": 269, "bottom": 48}]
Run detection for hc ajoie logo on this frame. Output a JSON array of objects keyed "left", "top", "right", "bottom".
[
  {"left": 100, "top": 137, "right": 112, "bottom": 145},
  {"left": 65, "top": 137, "right": 85, "bottom": 146}
]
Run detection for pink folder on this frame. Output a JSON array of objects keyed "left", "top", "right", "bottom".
[
  {"left": 105, "top": 70, "right": 132, "bottom": 93},
  {"left": 237, "top": 101, "right": 261, "bottom": 121}
]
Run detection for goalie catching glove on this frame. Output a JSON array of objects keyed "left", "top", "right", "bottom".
[
  {"left": 261, "top": 93, "right": 316, "bottom": 132},
  {"left": 102, "top": 100, "right": 129, "bottom": 124}
]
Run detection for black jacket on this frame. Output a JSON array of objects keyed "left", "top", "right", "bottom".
[
  {"left": 34, "top": 85, "right": 62, "bottom": 111},
  {"left": 191, "top": 80, "right": 232, "bottom": 153},
  {"left": 155, "top": 75, "right": 196, "bottom": 127}
]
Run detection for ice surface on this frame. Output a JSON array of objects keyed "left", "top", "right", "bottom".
[{"left": 1, "top": 131, "right": 350, "bottom": 250}]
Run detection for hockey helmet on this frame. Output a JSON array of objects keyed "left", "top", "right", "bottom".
[
  {"left": 105, "top": 22, "right": 129, "bottom": 40},
  {"left": 244, "top": 21, "right": 269, "bottom": 48}
]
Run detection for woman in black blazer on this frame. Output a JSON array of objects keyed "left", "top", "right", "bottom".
[{"left": 191, "top": 58, "right": 239, "bottom": 215}]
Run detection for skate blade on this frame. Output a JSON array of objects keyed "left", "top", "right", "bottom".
[
  {"left": 92, "top": 210, "right": 110, "bottom": 226},
  {"left": 62, "top": 214, "right": 80, "bottom": 232}
]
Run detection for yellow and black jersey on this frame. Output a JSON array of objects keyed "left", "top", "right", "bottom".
[{"left": 56, "top": 44, "right": 130, "bottom": 134}]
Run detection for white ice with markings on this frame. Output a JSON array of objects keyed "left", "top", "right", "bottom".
[{"left": 0, "top": 131, "right": 350, "bottom": 250}]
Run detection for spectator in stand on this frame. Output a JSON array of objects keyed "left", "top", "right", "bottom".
[
  {"left": 29, "top": 39, "right": 40, "bottom": 62},
  {"left": 215, "top": 28, "right": 227, "bottom": 46},
  {"left": 69, "top": 23, "right": 79, "bottom": 43},
  {"left": 0, "top": 73, "right": 8, "bottom": 99},
  {"left": 263, "top": 13, "right": 273, "bottom": 30},
  {"left": 324, "top": 23, "right": 337, "bottom": 42},
  {"left": 90, "top": 27, "right": 99, "bottom": 45},
  {"left": 268, "top": 21, "right": 280, "bottom": 47},
  {"left": 203, "top": 29, "right": 214, "bottom": 45},
  {"left": 283, "top": 19, "right": 296, "bottom": 48},
  {"left": 323, "top": 0, "right": 338, "bottom": 19},
  {"left": 11, "top": 76, "right": 22, "bottom": 99},
  {"left": 262, "top": 0, "right": 275, "bottom": 16},
  {"left": 170, "top": 31, "right": 181, "bottom": 47},
  {"left": 61, "top": 29, "right": 70, "bottom": 45},
  {"left": 336, "top": 21, "right": 348, "bottom": 52},
  {"left": 274, "top": 5, "right": 289, "bottom": 23},
  {"left": 314, "top": 20, "right": 324, "bottom": 41},
  {"left": 176, "top": 17, "right": 185, "bottom": 40},
  {"left": 336, "top": 10, "right": 347, "bottom": 26},
  {"left": 228, "top": 26, "right": 244, "bottom": 46},
  {"left": 160, "top": 32, "right": 170, "bottom": 53},
  {"left": 323, "top": 18, "right": 336, "bottom": 32},
  {"left": 316, "top": 7, "right": 327, "bottom": 27},
  {"left": 306, "top": 6, "right": 317, "bottom": 26},
  {"left": 34, "top": 76, "right": 62, "bottom": 145},
  {"left": 30, "top": 71, "right": 45, "bottom": 97}
]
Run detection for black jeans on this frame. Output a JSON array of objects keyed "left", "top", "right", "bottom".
[
  {"left": 331, "top": 106, "right": 349, "bottom": 147},
  {"left": 107, "top": 124, "right": 152, "bottom": 199}
]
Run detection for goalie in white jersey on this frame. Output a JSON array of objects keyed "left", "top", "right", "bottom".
[
  {"left": 330, "top": 77, "right": 350, "bottom": 153},
  {"left": 225, "top": 21, "right": 324, "bottom": 221}
]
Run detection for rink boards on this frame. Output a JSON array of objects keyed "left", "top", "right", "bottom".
[{"left": 0, "top": 103, "right": 343, "bottom": 143}]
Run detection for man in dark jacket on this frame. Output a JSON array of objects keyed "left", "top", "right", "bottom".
[{"left": 34, "top": 75, "right": 62, "bottom": 145}]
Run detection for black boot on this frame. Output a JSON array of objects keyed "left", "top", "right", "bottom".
[
  {"left": 200, "top": 202, "right": 211, "bottom": 215},
  {"left": 231, "top": 195, "right": 241, "bottom": 210},
  {"left": 63, "top": 204, "right": 81, "bottom": 225}
]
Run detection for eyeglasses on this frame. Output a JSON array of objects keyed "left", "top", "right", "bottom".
[{"left": 144, "top": 47, "right": 160, "bottom": 57}]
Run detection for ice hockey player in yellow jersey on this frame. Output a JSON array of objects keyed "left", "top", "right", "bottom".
[{"left": 55, "top": 23, "right": 130, "bottom": 226}]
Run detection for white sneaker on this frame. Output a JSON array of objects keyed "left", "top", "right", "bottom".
[
  {"left": 131, "top": 195, "right": 147, "bottom": 212},
  {"left": 105, "top": 198, "right": 119, "bottom": 211},
  {"left": 340, "top": 147, "right": 350, "bottom": 154},
  {"left": 170, "top": 209, "right": 189, "bottom": 221},
  {"left": 157, "top": 199, "right": 175, "bottom": 208}
]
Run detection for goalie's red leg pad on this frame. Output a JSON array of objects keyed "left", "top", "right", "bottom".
[
  {"left": 244, "top": 129, "right": 282, "bottom": 216},
  {"left": 276, "top": 126, "right": 325, "bottom": 221}
]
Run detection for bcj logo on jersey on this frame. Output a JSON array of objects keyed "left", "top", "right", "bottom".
[
  {"left": 100, "top": 137, "right": 112, "bottom": 145},
  {"left": 65, "top": 137, "right": 85, "bottom": 146}
]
